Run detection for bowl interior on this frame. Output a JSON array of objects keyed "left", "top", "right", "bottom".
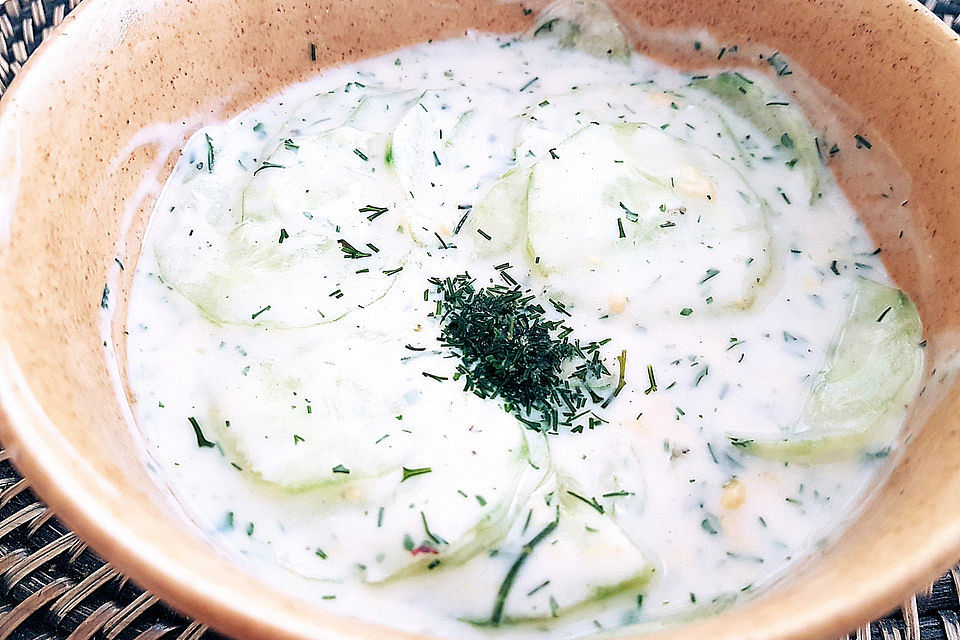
[{"left": 1, "top": 1, "right": 960, "bottom": 639}]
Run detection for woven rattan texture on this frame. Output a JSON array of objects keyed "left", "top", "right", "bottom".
[{"left": 1, "top": 0, "right": 960, "bottom": 639}]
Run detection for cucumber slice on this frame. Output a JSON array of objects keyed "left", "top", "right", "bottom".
[
  {"left": 513, "top": 86, "right": 666, "bottom": 168},
  {"left": 344, "top": 90, "right": 422, "bottom": 134},
  {"left": 528, "top": 0, "right": 633, "bottom": 61},
  {"left": 275, "top": 86, "right": 374, "bottom": 138},
  {"left": 690, "top": 72, "right": 823, "bottom": 204},
  {"left": 278, "top": 92, "right": 348, "bottom": 137},
  {"left": 390, "top": 89, "right": 518, "bottom": 243},
  {"left": 209, "top": 339, "right": 410, "bottom": 490},
  {"left": 727, "top": 278, "right": 923, "bottom": 462},
  {"left": 364, "top": 429, "right": 552, "bottom": 582},
  {"left": 155, "top": 125, "right": 407, "bottom": 328},
  {"left": 525, "top": 123, "right": 773, "bottom": 318},
  {"left": 271, "top": 85, "right": 417, "bottom": 140},
  {"left": 471, "top": 474, "right": 655, "bottom": 625},
  {"left": 208, "top": 332, "right": 553, "bottom": 576},
  {"left": 463, "top": 168, "right": 532, "bottom": 257},
  {"left": 513, "top": 82, "right": 775, "bottom": 176},
  {"left": 210, "top": 336, "right": 540, "bottom": 485}
]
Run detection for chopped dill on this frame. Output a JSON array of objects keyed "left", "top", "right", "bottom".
[
  {"left": 644, "top": 364, "right": 658, "bottom": 395},
  {"left": 421, "top": 511, "right": 447, "bottom": 545},
  {"left": 250, "top": 305, "right": 271, "bottom": 320},
  {"left": 600, "top": 350, "right": 627, "bottom": 409},
  {"left": 402, "top": 466, "right": 433, "bottom": 482},
  {"left": 700, "top": 268, "right": 720, "bottom": 283},
  {"left": 188, "top": 417, "right": 216, "bottom": 448},
  {"left": 205, "top": 133, "right": 215, "bottom": 173},
  {"left": 429, "top": 274, "right": 616, "bottom": 433},
  {"left": 338, "top": 239, "right": 371, "bottom": 259},
  {"left": 253, "top": 161, "right": 284, "bottom": 176},
  {"left": 489, "top": 513, "right": 559, "bottom": 626},
  {"left": 359, "top": 204, "right": 388, "bottom": 221},
  {"left": 566, "top": 490, "right": 604, "bottom": 514}
]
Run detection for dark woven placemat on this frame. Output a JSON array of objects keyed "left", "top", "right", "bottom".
[{"left": 1, "top": 1, "right": 959, "bottom": 638}]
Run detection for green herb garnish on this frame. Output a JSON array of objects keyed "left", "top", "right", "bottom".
[
  {"left": 360, "top": 204, "right": 388, "bottom": 221},
  {"left": 600, "top": 350, "right": 627, "bottom": 409},
  {"left": 421, "top": 511, "right": 447, "bottom": 545},
  {"left": 402, "top": 466, "right": 432, "bottom": 482},
  {"left": 250, "top": 305, "right": 271, "bottom": 320},
  {"left": 205, "top": 134, "right": 215, "bottom": 172},
  {"left": 644, "top": 364, "right": 657, "bottom": 395},
  {"left": 188, "top": 417, "right": 216, "bottom": 448},
  {"left": 489, "top": 512, "right": 560, "bottom": 626},
  {"left": 566, "top": 490, "right": 604, "bottom": 514},
  {"left": 338, "top": 239, "right": 371, "bottom": 259},
  {"left": 253, "top": 161, "right": 284, "bottom": 176},
  {"left": 430, "top": 274, "right": 615, "bottom": 433},
  {"left": 701, "top": 513, "right": 720, "bottom": 534}
]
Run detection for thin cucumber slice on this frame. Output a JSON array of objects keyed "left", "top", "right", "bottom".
[
  {"left": 364, "top": 429, "right": 552, "bottom": 582},
  {"left": 344, "top": 90, "right": 422, "bottom": 134},
  {"left": 690, "top": 72, "right": 823, "bottom": 204},
  {"left": 525, "top": 122, "right": 773, "bottom": 318},
  {"left": 277, "top": 91, "right": 351, "bottom": 137},
  {"left": 727, "top": 278, "right": 923, "bottom": 462},
  {"left": 528, "top": 0, "right": 633, "bottom": 61},
  {"left": 390, "top": 89, "right": 519, "bottom": 243},
  {"left": 209, "top": 336, "right": 553, "bottom": 577},
  {"left": 463, "top": 168, "right": 532, "bottom": 257},
  {"left": 513, "top": 86, "right": 666, "bottom": 167},
  {"left": 209, "top": 342, "right": 410, "bottom": 491},
  {"left": 156, "top": 125, "right": 407, "bottom": 328},
  {"left": 270, "top": 85, "right": 415, "bottom": 140},
  {"left": 467, "top": 474, "right": 655, "bottom": 625}
]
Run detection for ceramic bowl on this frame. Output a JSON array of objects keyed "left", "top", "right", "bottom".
[{"left": 1, "top": 0, "right": 959, "bottom": 638}]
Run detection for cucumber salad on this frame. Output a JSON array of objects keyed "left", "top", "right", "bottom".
[{"left": 123, "top": 2, "right": 924, "bottom": 637}]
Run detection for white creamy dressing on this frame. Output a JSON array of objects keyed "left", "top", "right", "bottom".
[{"left": 124, "top": 18, "right": 923, "bottom": 639}]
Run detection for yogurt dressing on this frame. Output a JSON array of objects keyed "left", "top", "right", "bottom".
[{"left": 123, "top": 18, "right": 922, "bottom": 639}]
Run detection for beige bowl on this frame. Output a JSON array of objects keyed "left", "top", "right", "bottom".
[{"left": 1, "top": 0, "right": 960, "bottom": 638}]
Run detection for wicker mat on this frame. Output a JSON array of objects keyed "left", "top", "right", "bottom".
[{"left": 0, "top": 0, "right": 959, "bottom": 638}]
